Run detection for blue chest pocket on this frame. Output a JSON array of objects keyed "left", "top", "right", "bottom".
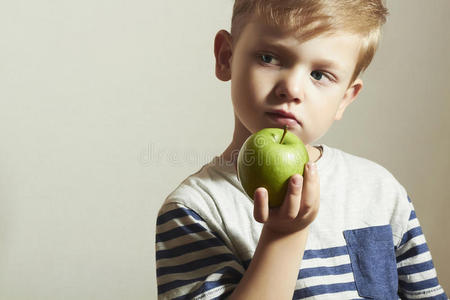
[{"left": 343, "top": 225, "right": 398, "bottom": 299}]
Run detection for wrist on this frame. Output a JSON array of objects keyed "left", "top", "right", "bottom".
[
  {"left": 233, "top": 225, "right": 309, "bottom": 299},
  {"left": 261, "top": 225, "right": 309, "bottom": 245}
]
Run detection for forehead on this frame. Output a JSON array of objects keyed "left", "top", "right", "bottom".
[{"left": 240, "top": 16, "right": 361, "bottom": 51}]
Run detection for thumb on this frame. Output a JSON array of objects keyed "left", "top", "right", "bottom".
[{"left": 253, "top": 187, "right": 269, "bottom": 223}]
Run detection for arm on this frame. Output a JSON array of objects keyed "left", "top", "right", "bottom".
[
  {"left": 229, "top": 162, "right": 320, "bottom": 300},
  {"left": 155, "top": 162, "right": 319, "bottom": 299}
]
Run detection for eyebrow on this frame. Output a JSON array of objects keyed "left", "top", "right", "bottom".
[{"left": 313, "top": 59, "right": 343, "bottom": 71}]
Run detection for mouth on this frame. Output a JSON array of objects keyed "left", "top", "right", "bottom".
[{"left": 266, "top": 110, "right": 301, "bottom": 127}]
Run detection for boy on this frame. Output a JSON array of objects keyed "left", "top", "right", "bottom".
[{"left": 155, "top": 0, "right": 447, "bottom": 299}]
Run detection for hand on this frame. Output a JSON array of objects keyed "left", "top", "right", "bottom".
[{"left": 253, "top": 162, "right": 320, "bottom": 235}]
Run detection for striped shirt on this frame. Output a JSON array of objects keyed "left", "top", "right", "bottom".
[{"left": 155, "top": 144, "right": 447, "bottom": 299}]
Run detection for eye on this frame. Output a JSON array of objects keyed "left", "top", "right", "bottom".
[
  {"left": 261, "top": 54, "right": 273, "bottom": 64},
  {"left": 258, "top": 54, "right": 280, "bottom": 66},
  {"left": 311, "top": 70, "right": 324, "bottom": 81}
]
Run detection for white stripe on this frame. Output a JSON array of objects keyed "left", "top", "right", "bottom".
[
  {"left": 193, "top": 283, "right": 235, "bottom": 300},
  {"left": 400, "top": 285, "right": 445, "bottom": 299},
  {"left": 157, "top": 245, "right": 230, "bottom": 268},
  {"left": 398, "top": 268, "right": 437, "bottom": 283},
  {"left": 397, "top": 251, "right": 432, "bottom": 268},
  {"left": 296, "top": 272, "right": 355, "bottom": 289},
  {"left": 301, "top": 254, "right": 350, "bottom": 269},
  {"left": 407, "top": 217, "right": 420, "bottom": 229},
  {"left": 302, "top": 290, "right": 361, "bottom": 300},
  {"left": 157, "top": 259, "right": 243, "bottom": 286},
  {"left": 158, "top": 288, "right": 185, "bottom": 300}
]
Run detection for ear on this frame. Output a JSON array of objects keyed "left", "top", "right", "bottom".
[
  {"left": 214, "top": 30, "right": 233, "bottom": 81},
  {"left": 335, "top": 78, "right": 363, "bottom": 120}
]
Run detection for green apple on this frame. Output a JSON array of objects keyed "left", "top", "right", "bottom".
[{"left": 237, "top": 126, "right": 309, "bottom": 208}]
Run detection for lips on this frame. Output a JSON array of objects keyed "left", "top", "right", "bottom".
[{"left": 266, "top": 109, "right": 301, "bottom": 125}]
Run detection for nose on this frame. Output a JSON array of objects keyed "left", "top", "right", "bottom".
[{"left": 275, "top": 69, "right": 305, "bottom": 104}]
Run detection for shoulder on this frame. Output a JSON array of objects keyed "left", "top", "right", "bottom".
[
  {"left": 157, "top": 158, "right": 250, "bottom": 247},
  {"left": 161, "top": 158, "right": 238, "bottom": 213},
  {"left": 159, "top": 161, "right": 221, "bottom": 219},
  {"left": 327, "top": 145, "right": 389, "bottom": 173},
  {"left": 324, "top": 145, "right": 405, "bottom": 190}
]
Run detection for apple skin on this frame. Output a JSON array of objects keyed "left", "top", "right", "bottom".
[{"left": 237, "top": 128, "right": 309, "bottom": 208}]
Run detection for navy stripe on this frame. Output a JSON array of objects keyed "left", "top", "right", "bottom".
[
  {"left": 157, "top": 253, "right": 237, "bottom": 277},
  {"left": 293, "top": 282, "right": 356, "bottom": 298},
  {"left": 399, "top": 291, "right": 447, "bottom": 300},
  {"left": 303, "top": 246, "right": 348, "bottom": 260},
  {"left": 399, "top": 226, "right": 423, "bottom": 247},
  {"left": 298, "top": 263, "right": 352, "bottom": 279},
  {"left": 409, "top": 210, "right": 417, "bottom": 221},
  {"left": 396, "top": 243, "right": 429, "bottom": 263},
  {"left": 407, "top": 195, "right": 412, "bottom": 203},
  {"left": 158, "top": 276, "right": 200, "bottom": 294},
  {"left": 399, "top": 277, "right": 440, "bottom": 291},
  {"left": 156, "top": 223, "right": 206, "bottom": 243},
  {"left": 158, "top": 266, "right": 241, "bottom": 294},
  {"left": 398, "top": 260, "right": 435, "bottom": 276},
  {"left": 174, "top": 277, "right": 240, "bottom": 300},
  {"left": 157, "top": 207, "right": 203, "bottom": 226},
  {"left": 242, "top": 259, "right": 251, "bottom": 270},
  {"left": 156, "top": 238, "right": 224, "bottom": 260}
]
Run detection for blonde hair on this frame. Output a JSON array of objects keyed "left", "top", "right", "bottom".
[{"left": 231, "top": 0, "right": 389, "bottom": 84}]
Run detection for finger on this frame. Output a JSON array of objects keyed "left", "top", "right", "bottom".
[
  {"left": 253, "top": 187, "right": 269, "bottom": 223},
  {"left": 280, "top": 174, "right": 303, "bottom": 219},
  {"left": 300, "top": 162, "right": 320, "bottom": 216}
]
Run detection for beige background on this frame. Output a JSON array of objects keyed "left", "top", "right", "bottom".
[{"left": 0, "top": 0, "right": 448, "bottom": 299}]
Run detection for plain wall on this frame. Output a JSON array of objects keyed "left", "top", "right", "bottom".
[{"left": 0, "top": 0, "right": 448, "bottom": 299}]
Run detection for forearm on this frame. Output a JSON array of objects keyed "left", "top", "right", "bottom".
[{"left": 229, "top": 226, "right": 309, "bottom": 300}]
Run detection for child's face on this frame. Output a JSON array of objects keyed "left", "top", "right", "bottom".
[{"left": 221, "top": 17, "right": 363, "bottom": 145}]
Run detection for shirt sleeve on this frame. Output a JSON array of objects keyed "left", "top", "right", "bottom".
[
  {"left": 396, "top": 196, "right": 447, "bottom": 299},
  {"left": 155, "top": 202, "right": 244, "bottom": 299}
]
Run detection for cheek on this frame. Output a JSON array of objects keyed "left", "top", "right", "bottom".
[
  {"left": 233, "top": 67, "right": 271, "bottom": 103},
  {"left": 249, "top": 67, "right": 277, "bottom": 98},
  {"left": 304, "top": 95, "right": 342, "bottom": 127}
]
